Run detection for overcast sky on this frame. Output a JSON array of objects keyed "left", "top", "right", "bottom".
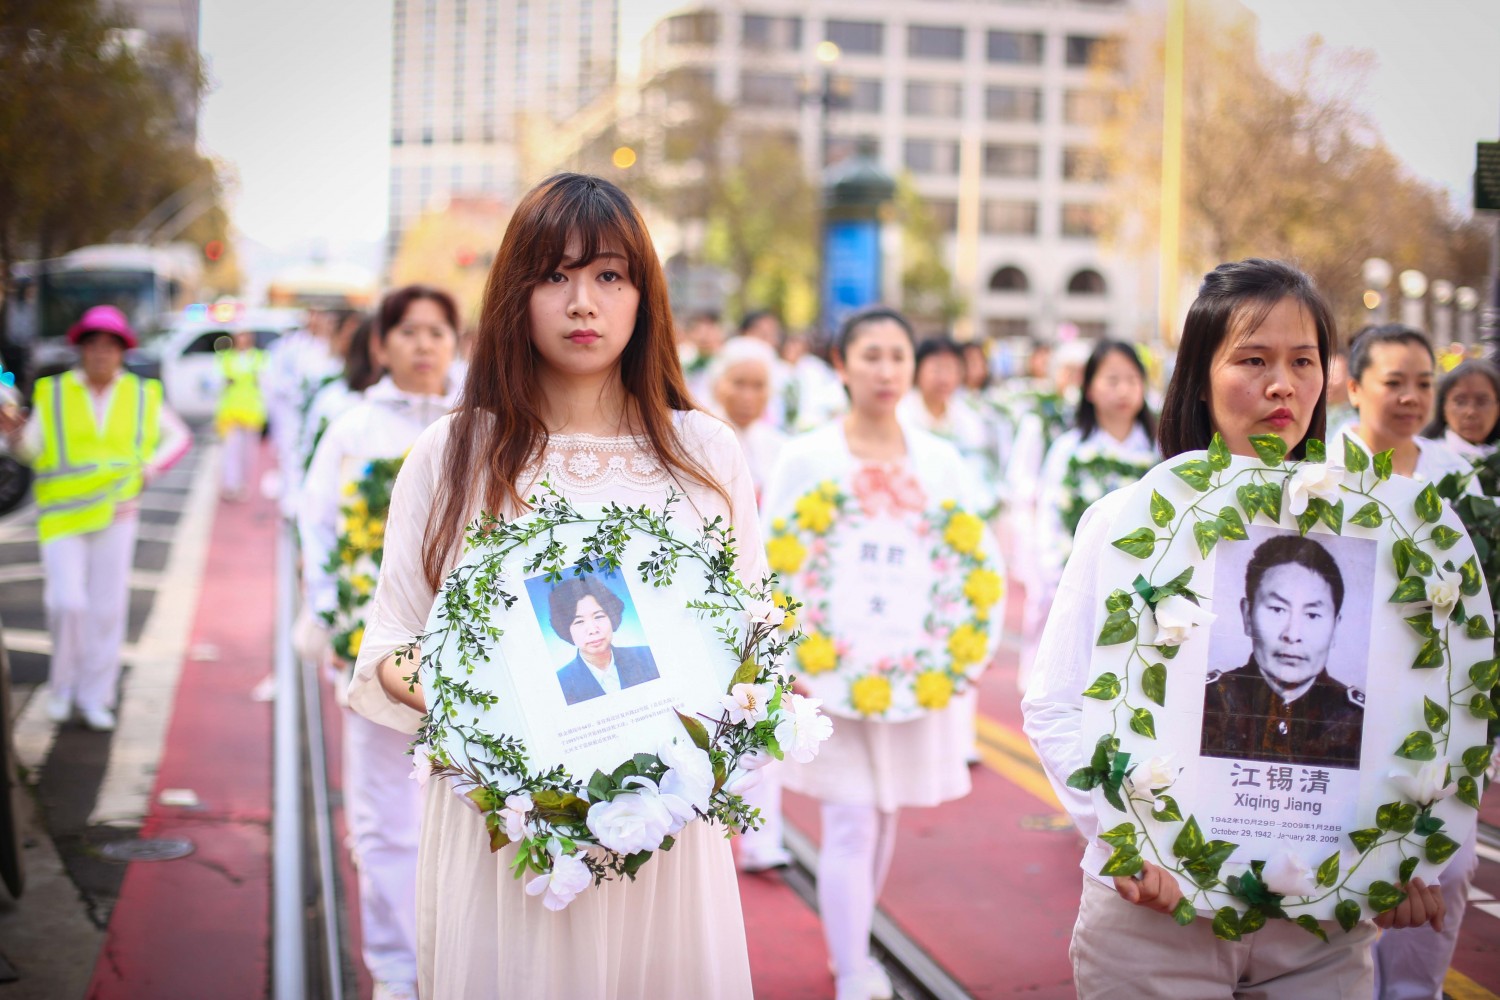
[{"left": 197, "top": 1, "right": 1500, "bottom": 267}]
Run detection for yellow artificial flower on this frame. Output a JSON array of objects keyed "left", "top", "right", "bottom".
[
  {"left": 943, "top": 511, "right": 985, "bottom": 556},
  {"left": 796, "top": 631, "right": 838, "bottom": 675},
  {"left": 948, "top": 622, "right": 989, "bottom": 668},
  {"left": 347, "top": 626, "right": 364, "bottom": 657},
  {"left": 963, "top": 568, "right": 1004, "bottom": 616},
  {"left": 342, "top": 481, "right": 359, "bottom": 497},
  {"left": 773, "top": 590, "right": 798, "bottom": 633},
  {"left": 352, "top": 574, "right": 375, "bottom": 597},
  {"left": 771, "top": 516, "right": 788, "bottom": 533},
  {"left": 850, "top": 674, "right": 892, "bottom": 716},
  {"left": 914, "top": 670, "right": 955, "bottom": 709},
  {"left": 940, "top": 498, "right": 956, "bottom": 511},
  {"left": 818, "top": 480, "right": 839, "bottom": 499},
  {"left": 766, "top": 534, "right": 808, "bottom": 575},
  {"left": 794, "top": 492, "right": 837, "bottom": 534}
]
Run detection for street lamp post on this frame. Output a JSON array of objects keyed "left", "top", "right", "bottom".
[
  {"left": 1362, "top": 257, "right": 1393, "bottom": 325},
  {"left": 1398, "top": 268, "right": 1428, "bottom": 331},
  {"left": 1431, "top": 279, "right": 1455, "bottom": 346},
  {"left": 1457, "top": 286, "right": 1481, "bottom": 346}
]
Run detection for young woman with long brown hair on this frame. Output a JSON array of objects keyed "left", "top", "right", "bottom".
[{"left": 348, "top": 174, "right": 762, "bottom": 998}]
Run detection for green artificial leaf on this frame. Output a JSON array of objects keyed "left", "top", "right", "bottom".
[
  {"left": 1099, "top": 845, "right": 1144, "bottom": 877},
  {"left": 1375, "top": 802, "right": 1418, "bottom": 834},
  {"left": 1250, "top": 434, "right": 1288, "bottom": 467},
  {"left": 1150, "top": 490, "right": 1176, "bottom": 527},
  {"left": 1066, "top": 766, "right": 1100, "bottom": 791},
  {"left": 1098, "top": 613, "right": 1137, "bottom": 647},
  {"left": 1172, "top": 898, "right": 1196, "bottom": 926},
  {"left": 1343, "top": 434, "right": 1370, "bottom": 473},
  {"left": 1158, "top": 642, "right": 1181, "bottom": 660},
  {"left": 1423, "top": 696, "right": 1450, "bottom": 732},
  {"left": 1335, "top": 899, "right": 1362, "bottom": 932},
  {"left": 1141, "top": 662, "right": 1167, "bottom": 706},
  {"left": 1112, "top": 527, "right": 1158, "bottom": 559},
  {"left": 676, "top": 711, "right": 712, "bottom": 752},
  {"left": 1469, "top": 693, "right": 1499, "bottom": 720},
  {"left": 1412, "top": 638, "right": 1445, "bottom": 670},
  {"left": 1104, "top": 589, "right": 1133, "bottom": 614},
  {"left": 1151, "top": 566, "right": 1195, "bottom": 601},
  {"left": 1208, "top": 433, "right": 1232, "bottom": 471},
  {"left": 1211, "top": 907, "right": 1242, "bottom": 941},
  {"left": 1395, "top": 730, "right": 1437, "bottom": 761},
  {"left": 1470, "top": 658, "right": 1500, "bottom": 692},
  {"left": 1154, "top": 795, "right": 1183, "bottom": 822},
  {"left": 1430, "top": 525, "right": 1462, "bottom": 550},
  {"left": 1405, "top": 613, "right": 1438, "bottom": 639},
  {"left": 1462, "top": 745, "right": 1494, "bottom": 777},
  {"left": 1261, "top": 482, "right": 1284, "bottom": 520},
  {"left": 1466, "top": 616, "right": 1493, "bottom": 640},
  {"left": 1349, "top": 501, "right": 1383, "bottom": 528},
  {"left": 1239, "top": 908, "right": 1268, "bottom": 935},
  {"left": 1456, "top": 776, "right": 1481, "bottom": 810},
  {"left": 1082, "top": 671, "right": 1123, "bottom": 700},
  {"left": 1129, "top": 707, "right": 1157, "bottom": 740},
  {"left": 1410, "top": 546, "right": 1436, "bottom": 577},
  {"left": 1373, "top": 449, "right": 1394, "bottom": 481},
  {"left": 1193, "top": 518, "right": 1223, "bottom": 559},
  {"left": 1173, "top": 816, "right": 1206, "bottom": 860},
  {"left": 1389, "top": 576, "right": 1428, "bottom": 604},
  {"left": 1393, "top": 539, "right": 1413, "bottom": 578},
  {"left": 1237, "top": 483, "right": 1263, "bottom": 520},
  {"left": 1349, "top": 828, "right": 1383, "bottom": 853},
  {"left": 1460, "top": 556, "right": 1483, "bottom": 597},
  {"left": 1367, "top": 880, "right": 1407, "bottom": 913},
  {"left": 1172, "top": 459, "right": 1214, "bottom": 492},
  {"left": 1315, "top": 851, "right": 1340, "bottom": 888},
  {"left": 1319, "top": 498, "right": 1344, "bottom": 534},
  {"left": 1295, "top": 914, "right": 1329, "bottom": 942},
  {"left": 1218, "top": 506, "right": 1249, "bottom": 541},
  {"left": 1296, "top": 502, "right": 1320, "bottom": 537},
  {"left": 1415, "top": 484, "right": 1443, "bottom": 524},
  {"left": 729, "top": 658, "right": 759, "bottom": 689},
  {"left": 1424, "top": 833, "right": 1460, "bottom": 865},
  {"left": 621, "top": 849, "right": 651, "bottom": 877},
  {"left": 1398, "top": 856, "right": 1420, "bottom": 884},
  {"left": 1305, "top": 438, "right": 1327, "bottom": 463},
  {"left": 1414, "top": 812, "right": 1445, "bottom": 837},
  {"left": 1099, "top": 822, "right": 1139, "bottom": 849}
]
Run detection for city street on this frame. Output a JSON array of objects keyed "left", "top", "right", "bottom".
[{"left": 3, "top": 438, "right": 1499, "bottom": 998}]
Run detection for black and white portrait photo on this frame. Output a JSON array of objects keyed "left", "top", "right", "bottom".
[{"left": 1199, "top": 527, "right": 1374, "bottom": 770}]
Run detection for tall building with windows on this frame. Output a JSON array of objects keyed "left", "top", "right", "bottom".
[
  {"left": 632, "top": 1, "right": 1140, "bottom": 342},
  {"left": 387, "top": 0, "right": 620, "bottom": 259}
]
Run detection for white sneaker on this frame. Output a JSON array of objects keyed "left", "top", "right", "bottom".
[
  {"left": 46, "top": 696, "right": 72, "bottom": 723},
  {"left": 81, "top": 707, "right": 116, "bottom": 732},
  {"left": 737, "top": 845, "right": 793, "bottom": 872},
  {"left": 373, "top": 982, "right": 418, "bottom": 1000},
  {"left": 865, "top": 959, "right": 893, "bottom": 1000}
]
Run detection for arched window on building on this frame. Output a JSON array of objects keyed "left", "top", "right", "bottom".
[
  {"left": 988, "top": 265, "right": 1029, "bottom": 292},
  {"left": 1066, "top": 268, "right": 1108, "bottom": 295}
]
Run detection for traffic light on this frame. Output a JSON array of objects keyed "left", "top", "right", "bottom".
[{"left": 204, "top": 239, "right": 224, "bottom": 262}]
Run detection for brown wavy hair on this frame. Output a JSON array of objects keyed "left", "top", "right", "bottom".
[{"left": 421, "top": 173, "right": 718, "bottom": 588}]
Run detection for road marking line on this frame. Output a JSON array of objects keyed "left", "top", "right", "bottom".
[
  {"left": 89, "top": 445, "right": 219, "bottom": 827},
  {"left": 974, "top": 714, "right": 1063, "bottom": 810},
  {"left": 1446, "top": 969, "right": 1500, "bottom": 1000}
]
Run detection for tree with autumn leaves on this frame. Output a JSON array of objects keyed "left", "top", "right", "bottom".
[{"left": 1095, "top": 4, "right": 1489, "bottom": 341}]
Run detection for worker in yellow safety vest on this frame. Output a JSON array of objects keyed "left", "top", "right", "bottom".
[
  {"left": 0, "top": 305, "right": 190, "bottom": 730},
  {"left": 216, "top": 328, "right": 268, "bottom": 500}
]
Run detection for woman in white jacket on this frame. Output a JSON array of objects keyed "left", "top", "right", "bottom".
[{"left": 299, "top": 284, "right": 462, "bottom": 1000}]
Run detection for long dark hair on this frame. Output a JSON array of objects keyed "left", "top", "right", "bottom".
[
  {"left": 1422, "top": 358, "right": 1500, "bottom": 443},
  {"left": 342, "top": 316, "right": 382, "bottom": 392},
  {"left": 1076, "top": 340, "right": 1155, "bottom": 441},
  {"left": 422, "top": 173, "right": 720, "bottom": 589},
  {"left": 1157, "top": 259, "right": 1335, "bottom": 460}
]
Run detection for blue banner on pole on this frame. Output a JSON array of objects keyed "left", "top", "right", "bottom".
[{"left": 822, "top": 220, "right": 881, "bottom": 329}]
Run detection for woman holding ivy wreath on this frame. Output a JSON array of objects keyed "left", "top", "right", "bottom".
[
  {"left": 764, "top": 306, "right": 985, "bottom": 1000},
  {"left": 348, "top": 174, "right": 764, "bottom": 999},
  {"left": 1022, "top": 259, "right": 1445, "bottom": 999}
]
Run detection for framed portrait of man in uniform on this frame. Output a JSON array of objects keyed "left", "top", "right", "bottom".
[{"left": 1200, "top": 526, "right": 1376, "bottom": 770}]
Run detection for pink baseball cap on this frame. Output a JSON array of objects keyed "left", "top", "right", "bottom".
[{"left": 66, "top": 305, "right": 138, "bottom": 349}]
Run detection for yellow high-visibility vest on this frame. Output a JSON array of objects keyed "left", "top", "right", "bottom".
[
  {"left": 216, "top": 348, "right": 268, "bottom": 435},
  {"left": 33, "top": 371, "right": 162, "bottom": 543}
]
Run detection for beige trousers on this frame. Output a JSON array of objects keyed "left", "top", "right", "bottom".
[{"left": 1071, "top": 874, "right": 1377, "bottom": 999}]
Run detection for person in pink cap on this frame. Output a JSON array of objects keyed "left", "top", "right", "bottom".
[{"left": 0, "top": 305, "right": 189, "bottom": 730}]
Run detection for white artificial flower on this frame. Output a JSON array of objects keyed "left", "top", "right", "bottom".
[
  {"left": 773, "top": 693, "right": 834, "bottom": 763},
  {"left": 585, "top": 778, "right": 676, "bottom": 854},
  {"left": 1286, "top": 463, "right": 1346, "bottom": 516},
  {"left": 1426, "top": 573, "right": 1461, "bottom": 628},
  {"left": 721, "top": 682, "right": 775, "bottom": 725},
  {"left": 1125, "top": 754, "right": 1180, "bottom": 814},
  {"left": 524, "top": 851, "right": 592, "bottom": 912},
  {"left": 1389, "top": 760, "right": 1457, "bottom": 807},
  {"left": 1262, "top": 850, "right": 1319, "bottom": 898},
  {"left": 658, "top": 737, "right": 715, "bottom": 822},
  {"left": 745, "top": 599, "right": 786, "bottom": 628},
  {"left": 500, "top": 792, "right": 534, "bottom": 842},
  {"left": 409, "top": 751, "right": 435, "bottom": 788},
  {"left": 1144, "top": 595, "right": 1217, "bottom": 648}
]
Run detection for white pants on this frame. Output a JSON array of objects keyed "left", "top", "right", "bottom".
[
  {"left": 344, "top": 707, "right": 421, "bottom": 986},
  {"left": 41, "top": 515, "right": 138, "bottom": 713},
  {"left": 736, "top": 764, "right": 786, "bottom": 864},
  {"left": 221, "top": 426, "right": 258, "bottom": 494},
  {"left": 1373, "top": 826, "right": 1478, "bottom": 1000},
  {"left": 818, "top": 803, "right": 900, "bottom": 981}
]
